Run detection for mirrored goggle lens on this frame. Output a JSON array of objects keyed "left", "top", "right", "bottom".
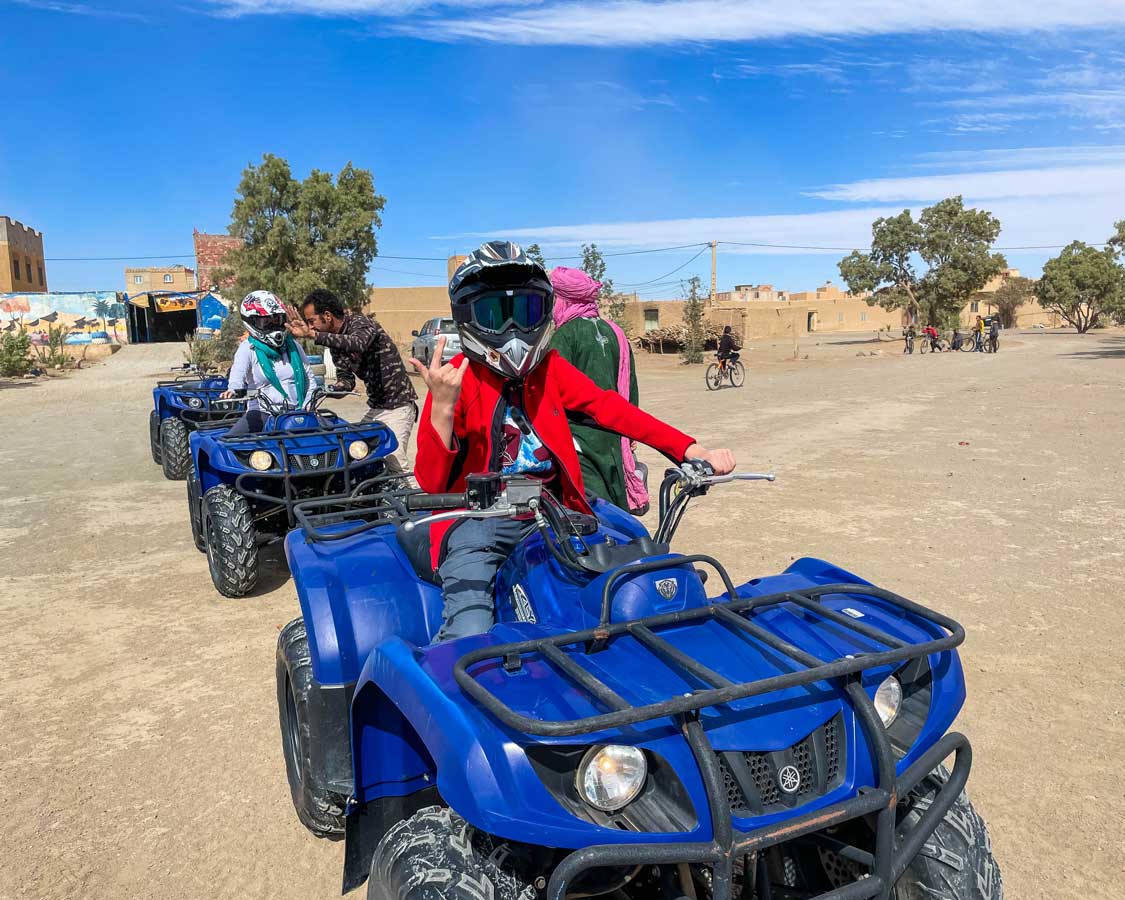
[{"left": 471, "top": 293, "right": 548, "bottom": 332}]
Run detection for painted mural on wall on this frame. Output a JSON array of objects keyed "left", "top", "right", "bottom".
[{"left": 1, "top": 291, "right": 130, "bottom": 344}]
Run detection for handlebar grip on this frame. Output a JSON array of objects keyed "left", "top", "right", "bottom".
[{"left": 405, "top": 492, "right": 467, "bottom": 511}]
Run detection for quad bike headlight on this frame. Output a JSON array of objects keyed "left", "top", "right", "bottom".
[
  {"left": 347, "top": 440, "right": 370, "bottom": 461},
  {"left": 188, "top": 397, "right": 203, "bottom": 408},
  {"left": 249, "top": 450, "right": 274, "bottom": 471},
  {"left": 576, "top": 745, "right": 647, "bottom": 812},
  {"left": 874, "top": 675, "right": 903, "bottom": 727}
]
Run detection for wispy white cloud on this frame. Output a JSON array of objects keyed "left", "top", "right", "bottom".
[
  {"left": 203, "top": 0, "right": 1125, "bottom": 46},
  {"left": 441, "top": 193, "right": 1125, "bottom": 259},
  {"left": 914, "top": 145, "right": 1125, "bottom": 170},
  {"left": 11, "top": 0, "right": 149, "bottom": 18},
  {"left": 804, "top": 163, "right": 1125, "bottom": 202},
  {"left": 442, "top": 153, "right": 1125, "bottom": 259},
  {"left": 203, "top": 0, "right": 521, "bottom": 15}
]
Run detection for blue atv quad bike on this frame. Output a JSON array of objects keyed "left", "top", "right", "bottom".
[
  {"left": 187, "top": 389, "right": 398, "bottom": 598},
  {"left": 149, "top": 366, "right": 244, "bottom": 481},
  {"left": 276, "top": 464, "right": 1000, "bottom": 900}
]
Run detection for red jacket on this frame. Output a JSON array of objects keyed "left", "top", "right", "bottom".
[{"left": 415, "top": 351, "right": 695, "bottom": 566}]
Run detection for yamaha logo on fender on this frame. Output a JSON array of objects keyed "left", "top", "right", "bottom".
[{"left": 655, "top": 578, "right": 678, "bottom": 600}]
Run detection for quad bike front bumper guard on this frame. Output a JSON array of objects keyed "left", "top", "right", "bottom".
[
  {"left": 162, "top": 386, "right": 246, "bottom": 425},
  {"left": 454, "top": 567, "right": 970, "bottom": 900},
  {"left": 222, "top": 422, "right": 390, "bottom": 524}
]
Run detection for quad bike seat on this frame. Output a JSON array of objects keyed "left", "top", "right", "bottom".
[{"left": 396, "top": 520, "right": 441, "bottom": 585}]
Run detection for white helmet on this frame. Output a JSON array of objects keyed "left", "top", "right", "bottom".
[{"left": 240, "top": 291, "right": 287, "bottom": 349}]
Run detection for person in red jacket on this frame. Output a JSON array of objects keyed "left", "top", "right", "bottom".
[{"left": 410, "top": 241, "right": 736, "bottom": 641}]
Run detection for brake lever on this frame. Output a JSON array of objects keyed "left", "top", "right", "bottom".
[
  {"left": 702, "top": 471, "right": 776, "bottom": 485},
  {"left": 402, "top": 502, "right": 535, "bottom": 532}
]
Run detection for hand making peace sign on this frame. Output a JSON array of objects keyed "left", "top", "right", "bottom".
[{"left": 408, "top": 336, "right": 469, "bottom": 411}]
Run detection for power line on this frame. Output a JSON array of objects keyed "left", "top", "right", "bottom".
[
  {"left": 43, "top": 236, "right": 1095, "bottom": 266},
  {"left": 616, "top": 247, "right": 708, "bottom": 287},
  {"left": 370, "top": 265, "right": 446, "bottom": 280},
  {"left": 545, "top": 242, "right": 709, "bottom": 262},
  {"left": 47, "top": 253, "right": 195, "bottom": 261},
  {"left": 718, "top": 239, "right": 1109, "bottom": 252}
]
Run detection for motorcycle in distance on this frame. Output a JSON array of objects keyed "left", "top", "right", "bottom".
[
  {"left": 274, "top": 461, "right": 1000, "bottom": 900},
  {"left": 186, "top": 387, "right": 398, "bottom": 598}
]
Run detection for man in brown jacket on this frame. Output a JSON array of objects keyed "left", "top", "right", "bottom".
[{"left": 288, "top": 289, "right": 417, "bottom": 478}]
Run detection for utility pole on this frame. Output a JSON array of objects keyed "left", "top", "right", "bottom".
[{"left": 709, "top": 241, "right": 717, "bottom": 306}]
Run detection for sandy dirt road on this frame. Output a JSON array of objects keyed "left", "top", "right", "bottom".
[{"left": 1, "top": 331, "right": 1122, "bottom": 900}]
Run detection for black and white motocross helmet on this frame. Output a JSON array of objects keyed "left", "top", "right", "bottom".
[
  {"left": 449, "top": 241, "right": 555, "bottom": 379},
  {"left": 240, "top": 290, "right": 288, "bottom": 349}
]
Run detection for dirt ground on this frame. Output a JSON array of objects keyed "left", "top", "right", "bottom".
[{"left": 1, "top": 329, "right": 1122, "bottom": 900}]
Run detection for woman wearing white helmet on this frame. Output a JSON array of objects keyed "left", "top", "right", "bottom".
[{"left": 221, "top": 290, "right": 317, "bottom": 434}]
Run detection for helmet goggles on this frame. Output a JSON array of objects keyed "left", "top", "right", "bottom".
[{"left": 469, "top": 290, "right": 550, "bottom": 334}]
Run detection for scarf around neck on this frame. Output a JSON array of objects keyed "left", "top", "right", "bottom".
[{"left": 249, "top": 335, "right": 308, "bottom": 407}]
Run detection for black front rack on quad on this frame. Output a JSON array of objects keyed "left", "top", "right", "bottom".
[
  {"left": 433, "top": 466, "right": 970, "bottom": 900},
  {"left": 163, "top": 386, "right": 247, "bottom": 424},
  {"left": 214, "top": 390, "right": 406, "bottom": 528}
]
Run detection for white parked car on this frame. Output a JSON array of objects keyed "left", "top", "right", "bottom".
[{"left": 410, "top": 317, "right": 461, "bottom": 366}]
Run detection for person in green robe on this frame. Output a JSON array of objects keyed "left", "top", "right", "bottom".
[{"left": 548, "top": 267, "right": 649, "bottom": 514}]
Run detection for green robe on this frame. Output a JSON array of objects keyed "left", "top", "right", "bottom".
[{"left": 549, "top": 317, "right": 639, "bottom": 511}]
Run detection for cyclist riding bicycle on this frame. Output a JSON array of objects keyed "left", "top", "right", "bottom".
[
  {"left": 717, "top": 325, "right": 740, "bottom": 369},
  {"left": 922, "top": 324, "right": 940, "bottom": 351}
]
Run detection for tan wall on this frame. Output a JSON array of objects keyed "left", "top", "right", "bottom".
[
  {"left": 125, "top": 266, "right": 196, "bottom": 294},
  {"left": 365, "top": 285, "right": 451, "bottom": 345},
  {"left": 623, "top": 293, "right": 902, "bottom": 344},
  {"left": 0, "top": 217, "right": 47, "bottom": 293}
]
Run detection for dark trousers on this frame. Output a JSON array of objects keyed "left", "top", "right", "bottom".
[
  {"left": 435, "top": 516, "right": 535, "bottom": 642},
  {"left": 226, "top": 409, "right": 269, "bottom": 436}
]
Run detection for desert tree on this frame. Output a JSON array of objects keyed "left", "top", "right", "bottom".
[
  {"left": 216, "top": 154, "right": 385, "bottom": 310},
  {"left": 839, "top": 196, "right": 1006, "bottom": 329},
  {"left": 1035, "top": 241, "right": 1125, "bottom": 333}
]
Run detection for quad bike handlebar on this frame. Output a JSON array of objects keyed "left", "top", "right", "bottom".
[
  {"left": 243, "top": 387, "right": 359, "bottom": 415},
  {"left": 402, "top": 462, "right": 776, "bottom": 569}
]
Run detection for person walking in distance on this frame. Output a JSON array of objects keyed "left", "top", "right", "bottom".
[
  {"left": 988, "top": 317, "right": 1000, "bottom": 353},
  {"left": 547, "top": 266, "right": 650, "bottom": 515},
  {"left": 288, "top": 289, "right": 418, "bottom": 479}
]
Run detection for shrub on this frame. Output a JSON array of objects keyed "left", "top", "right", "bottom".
[{"left": 0, "top": 331, "right": 32, "bottom": 377}]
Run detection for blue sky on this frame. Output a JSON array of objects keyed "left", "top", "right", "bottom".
[{"left": 5, "top": 0, "right": 1125, "bottom": 297}]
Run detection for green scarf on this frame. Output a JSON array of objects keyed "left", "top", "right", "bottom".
[{"left": 249, "top": 336, "right": 308, "bottom": 408}]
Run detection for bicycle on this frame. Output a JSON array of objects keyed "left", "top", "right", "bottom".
[
  {"left": 918, "top": 330, "right": 942, "bottom": 354},
  {"left": 903, "top": 327, "right": 916, "bottom": 354},
  {"left": 705, "top": 353, "right": 745, "bottom": 390},
  {"left": 960, "top": 331, "right": 991, "bottom": 353}
]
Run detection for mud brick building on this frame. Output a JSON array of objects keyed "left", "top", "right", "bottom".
[
  {"left": 193, "top": 230, "right": 243, "bottom": 291},
  {"left": 0, "top": 216, "right": 47, "bottom": 292}
]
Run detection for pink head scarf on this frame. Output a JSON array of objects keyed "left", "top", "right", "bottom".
[
  {"left": 551, "top": 266, "right": 602, "bottom": 327},
  {"left": 549, "top": 266, "right": 650, "bottom": 514}
]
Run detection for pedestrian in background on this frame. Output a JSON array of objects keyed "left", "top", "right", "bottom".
[
  {"left": 547, "top": 266, "right": 649, "bottom": 515},
  {"left": 288, "top": 289, "right": 418, "bottom": 479}
]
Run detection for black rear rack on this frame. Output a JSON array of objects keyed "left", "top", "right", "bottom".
[{"left": 453, "top": 573, "right": 970, "bottom": 900}]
